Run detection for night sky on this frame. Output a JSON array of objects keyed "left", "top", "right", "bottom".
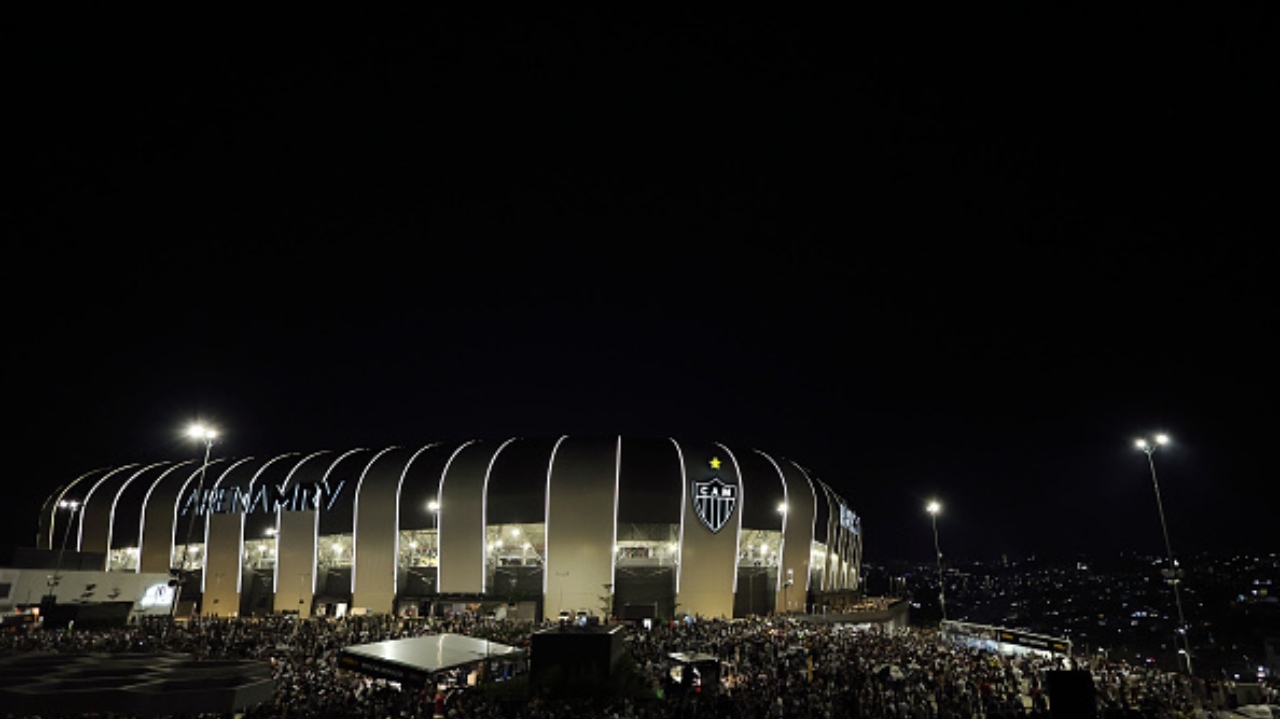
[{"left": 8, "top": 11, "right": 1273, "bottom": 565}]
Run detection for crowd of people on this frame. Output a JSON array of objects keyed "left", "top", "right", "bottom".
[{"left": 0, "top": 610, "right": 1273, "bottom": 718}]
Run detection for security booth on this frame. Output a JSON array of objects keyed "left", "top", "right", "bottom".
[{"left": 666, "top": 651, "right": 721, "bottom": 696}]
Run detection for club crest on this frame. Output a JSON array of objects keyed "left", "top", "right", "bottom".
[{"left": 693, "top": 476, "right": 738, "bottom": 533}]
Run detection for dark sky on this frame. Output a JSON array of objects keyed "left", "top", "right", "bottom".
[{"left": 8, "top": 10, "right": 1274, "bottom": 564}]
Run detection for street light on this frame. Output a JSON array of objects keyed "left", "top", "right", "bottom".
[
  {"left": 1136, "top": 433, "right": 1193, "bottom": 675},
  {"left": 427, "top": 500, "right": 441, "bottom": 618},
  {"left": 49, "top": 499, "right": 82, "bottom": 596},
  {"left": 927, "top": 500, "right": 946, "bottom": 623},
  {"left": 777, "top": 503, "right": 789, "bottom": 615},
  {"left": 175, "top": 423, "right": 217, "bottom": 617},
  {"left": 179, "top": 423, "right": 218, "bottom": 569}
]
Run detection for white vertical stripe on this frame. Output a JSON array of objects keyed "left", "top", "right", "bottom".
[
  {"left": 480, "top": 438, "right": 518, "bottom": 594},
  {"left": 715, "top": 443, "right": 744, "bottom": 594},
  {"left": 318, "top": 449, "right": 367, "bottom": 596},
  {"left": 754, "top": 450, "right": 789, "bottom": 593},
  {"left": 45, "top": 469, "right": 104, "bottom": 551},
  {"left": 276, "top": 452, "right": 330, "bottom": 602},
  {"left": 669, "top": 438, "right": 687, "bottom": 595},
  {"left": 243, "top": 453, "right": 298, "bottom": 591},
  {"left": 437, "top": 441, "right": 476, "bottom": 594},
  {"left": 106, "top": 463, "right": 167, "bottom": 570},
  {"left": 139, "top": 462, "right": 196, "bottom": 573},
  {"left": 542, "top": 436, "right": 568, "bottom": 596},
  {"left": 790, "top": 462, "right": 821, "bottom": 593},
  {"left": 200, "top": 457, "right": 253, "bottom": 595},
  {"left": 351, "top": 446, "right": 400, "bottom": 594},
  {"left": 78, "top": 465, "right": 139, "bottom": 554},
  {"left": 611, "top": 436, "right": 621, "bottom": 605},
  {"left": 393, "top": 443, "right": 439, "bottom": 597},
  {"left": 236, "top": 513, "right": 245, "bottom": 593}
]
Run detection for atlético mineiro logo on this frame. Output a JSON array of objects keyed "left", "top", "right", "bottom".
[{"left": 693, "top": 476, "right": 738, "bottom": 533}]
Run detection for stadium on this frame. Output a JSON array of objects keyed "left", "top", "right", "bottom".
[{"left": 36, "top": 436, "right": 861, "bottom": 620}]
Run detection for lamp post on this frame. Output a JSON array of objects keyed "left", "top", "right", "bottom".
[
  {"left": 49, "top": 499, "right": 82, "bottom": 597},
  {"left": 1136, "top": 434, "right": 1193, "bottom": 675},
  {"left": 175, "top": 423, "right": 217, "bottom": 617},
  {"left": 927, "top": 500, "right": 946, "bottom": 623},
  {"left": 427, "top": 500, "right": 440, "bottom": 557},
  {"left": 777, "top": 503, "right": 788, "bottom": 615},
  {"left": 427, "top": 500, "right": 440, "bottom": 618},
  {"left": 179, "top": 424, "right": 218, "bottom": 567}
]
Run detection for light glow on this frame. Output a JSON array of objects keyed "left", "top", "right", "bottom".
[
  {"left": 927, "top": 501, "right": 941, "bottom": 515},
  {"left": 187, "top": 424, "right": 218, "bottom": 441}
]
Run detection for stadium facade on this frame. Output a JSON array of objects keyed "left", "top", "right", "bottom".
[{"left": 38, "top": 437, "right": 861, "bottom": 620}]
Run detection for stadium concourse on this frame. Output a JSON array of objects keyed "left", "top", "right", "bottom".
[{"left": 0, "top": 613, "right": 1257, "bottom": 718}]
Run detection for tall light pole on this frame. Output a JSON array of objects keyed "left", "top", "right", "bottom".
[
  {"left": 49, "top": 499, "right": 82, "bottom": 597},
  {"left": 427, "top": 500, "right": 440, "bottom": 618},
  {"left": 927, "top": 500, "right": 946, "bottom": 623},
  {"left": 179, "top": 423, "right": 218, "bottom": 569},
  {"left": 174, "top": 423, "right": 217, "bottom": 617},
  {"left": 1136, "top": 434, "right": 1193, "bottom": 675},
  {"left": 777, "top": 502, "right": 788, "bottom": 615}
]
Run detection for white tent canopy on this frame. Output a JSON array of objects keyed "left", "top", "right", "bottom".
[{"left": 338, "top": 633, "right": 522, "bottom": 685}]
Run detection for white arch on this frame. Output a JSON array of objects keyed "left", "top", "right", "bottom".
[
  {"left": 789, "top": 460, "right": 821, "bottom": 592},
  {"left": 105, "top": 462, "right": 169, "bottom": 565},
  {"left": 541, "top": 436, "right": 569, "bottom": 595},
  {"left": 714, "top": 442, "right": 747, "bottom": 594},
  {"left": 479, "top": 437, "right": 519, "bottom": 594},
  {"left": 754, "top": 449, "right": 790, "bottom": 592},
  {"left": 435, "top": 441, "right": 476, "bottom": 595},
  {"left": 391, "top": 443, "right": 440, "bottom": 595},
  {"left": 137, "top": 461, "right": 198, "bottom": 573},
  {"left": 198, "top": 457, "right": 256, "bottom": 593},
  {"left": 350, "top": 446, "right": 402, "bottom": 594},
  {"left": 668, "top": 437, "right": 688, "bottom": 594}
]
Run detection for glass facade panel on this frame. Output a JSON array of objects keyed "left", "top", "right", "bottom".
[
  {"left": 107, "top": 546, "right": 139, "bottom": 571},
  {"left": 615, "top": 523, "right": 679, "bottom": 568},
  {"left": 171, "top": 543, "right": 206, "bottom": 571},
  {"left": 736, "top": 528, "right": 782, "bottom": 569},
  {"left": 486, "top": 523, "right": 545, "bottom": 589},
  {"left": 243, "top": 538, "right": 277, "bottom": 570},
  {"left": 318, "top": 533, "right": 353, "bottom": 568},
  {"left": 810, "top": 540, "right": 828, "bottom": 590}
]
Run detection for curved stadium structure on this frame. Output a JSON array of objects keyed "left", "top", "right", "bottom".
[{"left": 38, "top": 437, "right": 861, "bottom": 620}]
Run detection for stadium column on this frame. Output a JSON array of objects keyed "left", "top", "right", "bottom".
[
  {"left": 274, "top": 508, "right": 317, "bottom": 617},
  {"left": 203, "top": 510, "right": 244, "bottom": 616},
  {"left": 777, "top": 462, "right": 818, "bottom": 615},
  {"left": 544, "top": 437, "right": 618, "bottom": 622},
  {"left": 351, "top": 447, "right": 413, "bottom": 614},
  {"left": 438, "top": 442, "right": 491, "bottom": 595},
  {"left": 138, "top": 463, "right": 202, "bottom": 574},
  {"left": 675, "top": 442, "right": 740, "bottom": 619},
  {"left": 201, "top": 458, "right": 256, "bottom": 617}
]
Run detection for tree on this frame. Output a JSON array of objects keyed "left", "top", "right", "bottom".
[{"left": 599, "top": 583, "right": 614, "bottom": 619}]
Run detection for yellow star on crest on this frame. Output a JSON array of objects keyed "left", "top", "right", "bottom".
[{"left": 709, "top": 457, "right": 722, "bottom": 470}]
